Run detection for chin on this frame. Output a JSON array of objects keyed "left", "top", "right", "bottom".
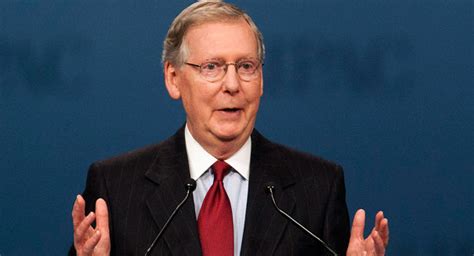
[
  {"left": 214, "top": 131, "right": 240, "bottom": 142},
  {"left": 213, "top": 126, "right": 246, "bottom": 142}
]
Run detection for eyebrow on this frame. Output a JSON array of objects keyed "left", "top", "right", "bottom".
[{"left": 201, "top": 57, "right": 258, "bottom": 63}]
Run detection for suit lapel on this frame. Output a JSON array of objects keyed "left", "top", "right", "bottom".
[
  {"left": 144, "top": 128, "right": 202, "bottom": 256},
  {"left": 141, "top": 128, "right": 297, "bottom": 255},
  {"left": 241, "top": 131, "right": 297, "bottom": 255}
]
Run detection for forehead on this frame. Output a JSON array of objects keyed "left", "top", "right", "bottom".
[{"left": 184, "top": 19, "right": 258, "bottom": 61}]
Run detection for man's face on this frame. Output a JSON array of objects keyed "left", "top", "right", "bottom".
[{"left": 165, "top": 19, "right": 263, "bottom": 152}]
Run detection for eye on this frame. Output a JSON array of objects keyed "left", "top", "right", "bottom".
[
  {"left": 238, "top": 61, "right": 256, "bottom": 71},
  {"left": 202, "top": 62, "right": 220, "bottom": 71}
]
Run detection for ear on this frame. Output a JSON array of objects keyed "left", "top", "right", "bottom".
[
  {"left": 164, "top": 61, "right": 181, "bottom": 100},
  {"left": 259, "top": 69, "right": 264, "bottom": 96}
]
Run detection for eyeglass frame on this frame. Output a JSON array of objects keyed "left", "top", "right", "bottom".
[{"left": 184, "top": 58, "right": 264, "bottom": 82}]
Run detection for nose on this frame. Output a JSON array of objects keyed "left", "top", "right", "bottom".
[{"left": 222, "top": 64, "right": 240, "bottom": 94}]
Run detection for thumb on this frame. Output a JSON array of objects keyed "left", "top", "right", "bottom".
[
  {"left": 95, "top": 198, "right": 110, "bottom": 240},
  {"left": 350, "top": 209, "right": 366, "bottom": 241}
]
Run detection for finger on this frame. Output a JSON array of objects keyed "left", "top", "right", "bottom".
[
  {"left": 374, "top": 211, "right": 384, "bottom": 231},
  {"left": 365, "top": 235, "right": 376, "bottom": 256},
  {"left": 74, "top": 212, "right": 96, "bottom": 244},
  {"left": 379, "top": 218, "right": 389, "bottom": 247},
  {"left": 82, "top": 230, "right": 101, "bottom": 255},
  {"left": 72, "top": 195, "right": 86, "bottom": 229},
  {"left": 372, "top": 230, "right": 386, "bottom": 256},
  {"left": 95, "top": 198, "right": 110, "bottom": 241},
  {"left": 350, "top": 209, "right": 366, "bottom": 241}
]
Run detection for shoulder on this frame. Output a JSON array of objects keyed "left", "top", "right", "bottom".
[
  {"left": 252, "top": 130, "right": 344, "bottom": 180},
  {"left": 81, "top": 128, "right": 186, "bottom": 202},
  {"left": 89, "top": 128, "right": 185, "bottom": 176}
]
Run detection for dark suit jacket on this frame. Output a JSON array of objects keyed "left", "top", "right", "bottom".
[{"left": 70, "top": 127, "right": 350, "bottom": 255}]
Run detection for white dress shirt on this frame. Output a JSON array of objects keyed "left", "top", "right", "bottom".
[{"left": 185, "top": 125, "right": 250, "bottom": 256}]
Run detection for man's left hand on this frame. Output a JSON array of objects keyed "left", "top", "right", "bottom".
[{"left": 346, "top": 209, "right": 389, "bottom": 256}]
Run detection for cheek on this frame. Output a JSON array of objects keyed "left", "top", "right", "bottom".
[
  {"left": 248, "top": 97, "right": 261, "bottom": 115},
  {"left": 244, "top": 84, "right": 263, "bottom": 106},
  {"left": 179, "top": 76, "right": 204, "bottom": 108},
  {"left": 181, "top": 86, "right": 216, "bottom": 120}
]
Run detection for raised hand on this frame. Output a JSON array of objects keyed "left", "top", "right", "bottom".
[
  {"left": 346, "top": 209, "right": 389, "bottom": 256},
  {"left": 72, "top": 195, "right": 111, "bottom": 256}
]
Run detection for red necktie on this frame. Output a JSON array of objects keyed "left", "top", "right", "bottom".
[{"left": 198, "top": 160, "right": 234, "bottom": 256}]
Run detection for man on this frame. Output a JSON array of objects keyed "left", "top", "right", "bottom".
[{"left": 71, "top": 1, "right": 389, "bottom": 255}]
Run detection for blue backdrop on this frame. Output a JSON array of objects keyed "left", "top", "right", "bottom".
[{"left": 1, "top": 0, "right": 472, "bottom": 255}]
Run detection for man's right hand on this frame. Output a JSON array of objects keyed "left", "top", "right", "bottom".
[{"left": 72, "top": 195, "right": 111, "bottom": 256}]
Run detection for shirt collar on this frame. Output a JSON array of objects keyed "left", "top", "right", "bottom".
[{"left": 185, "top": 124, "right": 251, "bottom": 180}]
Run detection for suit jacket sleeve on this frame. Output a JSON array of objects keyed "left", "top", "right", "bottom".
[
  {"left": 68, "top": 163, "right": 112, "bottom": 255},
  {"left": 323, "top": 164, "right": 350, "bottom": 255}
]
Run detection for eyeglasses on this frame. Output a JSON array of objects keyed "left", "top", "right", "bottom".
[{"left": 184, "top": 59, "right": 262, "bottom": 82}]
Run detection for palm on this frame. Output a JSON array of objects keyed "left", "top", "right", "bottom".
[
  {"left": 72, "top": 196, "right": 111, "bottom": 256},
  {"left": 76, "top": 227, "right": 110, "bottom": 256},
  {"left": 347, "top": 209, "right": 389, "bottom": 256}
]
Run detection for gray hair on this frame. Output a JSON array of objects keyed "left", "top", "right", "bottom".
[{"left": 162, "top": 0, "right": 265, "bottom": 67}]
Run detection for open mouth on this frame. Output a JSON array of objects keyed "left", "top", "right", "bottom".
[{"left": 221, "top": 108, "right": 240, "bottom": 113}]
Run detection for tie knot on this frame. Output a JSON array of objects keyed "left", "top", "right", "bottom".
[{"left": 212, "top": 160, "right": 231, "bottom": 181}]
